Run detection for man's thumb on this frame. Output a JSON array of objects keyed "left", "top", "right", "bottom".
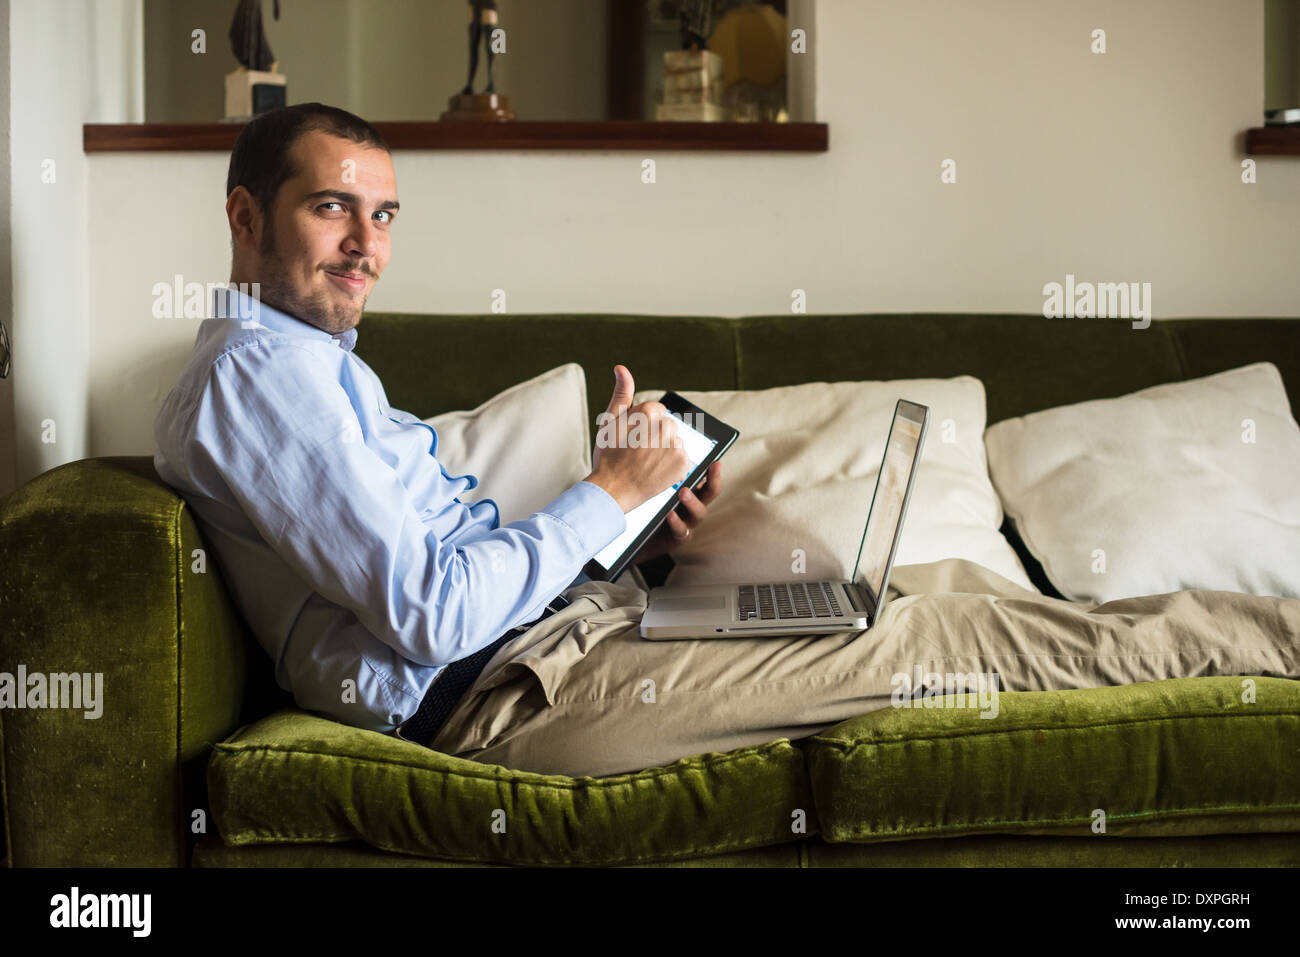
[{"left": 607, "top": 364, "right": 634, "bottom": 415}]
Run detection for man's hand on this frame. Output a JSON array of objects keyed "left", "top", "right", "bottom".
[
  {"left": 584, "top": 365, "right": 691, "bottom": 513},
  {"left": 629, "top": 459, "right": 723, "bottom": 564}
]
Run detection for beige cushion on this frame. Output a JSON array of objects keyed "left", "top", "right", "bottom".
[
  {"left": 985, "top": 362, "right": 1300, "bottom": 603},
  {"left": 424, "top": 363, "right": 591, "bottom": 525},
  {"left": 633, "top": 377, "right": 1036, "bottom": 591}
]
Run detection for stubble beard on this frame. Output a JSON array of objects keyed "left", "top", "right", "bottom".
[{"left": 253, "top": 215, "right": 367, "bottom": 336}]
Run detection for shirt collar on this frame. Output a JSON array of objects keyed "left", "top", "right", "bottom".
[{"left": 214, "top": 284, "right": 359, "bottom": 353}]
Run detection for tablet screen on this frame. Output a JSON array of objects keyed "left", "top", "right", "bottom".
[{"left": 590, "top": 412, "right": 718, "bottom": 573}]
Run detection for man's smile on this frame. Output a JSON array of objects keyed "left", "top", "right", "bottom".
[{"left": 325, "top": 269, "right": 369, "bottom": 293}]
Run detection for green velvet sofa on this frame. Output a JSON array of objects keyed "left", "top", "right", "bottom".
[{"left": 3, "top": 312, "right": 1299, "bottom": 868}]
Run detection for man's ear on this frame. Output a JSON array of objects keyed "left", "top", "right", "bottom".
[{"left": 225, "top": 186, "right": 261, "bottom": 250}]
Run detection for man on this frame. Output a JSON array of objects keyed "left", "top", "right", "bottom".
[{"left": 153, "top": 102, "right": 720, "bottom": 748}]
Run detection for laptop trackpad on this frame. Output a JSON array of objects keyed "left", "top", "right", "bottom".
[{"left": 654, "top": 596, "right": 727, "bottom": 613}]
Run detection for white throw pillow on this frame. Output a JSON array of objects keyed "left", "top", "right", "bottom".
[
  {"left": 984, "top": 362, "right": 1300, "bottom": 603},
  {"left": 424, "top": 363, "right": 591, "bottom": 525},
  {"left": 632, "top": 378, "right": 1037, "bottom": 591}
]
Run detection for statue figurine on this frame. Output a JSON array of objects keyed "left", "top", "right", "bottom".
[
  {"left": 679, "top": 0, "right": 713, "bottom": 50},
  {"left": 462, "top": 0, "right": 500, "bottom": 95},
  {"left": 230, "top": 0, "right": 281, "bottom": 73},
  {"left": 442, "top": 0, "right": 514, "bottom": 119}
]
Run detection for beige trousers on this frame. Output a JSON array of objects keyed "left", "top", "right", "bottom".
[{"left": 428, "top": 559, "right": 1300, "bottom": 778}]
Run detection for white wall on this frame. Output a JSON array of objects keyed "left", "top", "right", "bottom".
[
  {"left": 788, "top": 0, "right": 816, "bottom": 121},
  {"left": 5, "top": 0, "right": 142, "bottom": 489},
  {"left": 60, "top": 0, "right": 1300, "bottom": 464},
  {"left": 0, "top": 0, "right": 13, "bottom": 496}
]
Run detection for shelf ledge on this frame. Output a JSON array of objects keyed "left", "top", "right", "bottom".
[
  {"left": 83, "top": 120, "right": 829, "bottom": 153},
  {"left": 1245, "top": 126, "right": 1300, "bottom": 156}
]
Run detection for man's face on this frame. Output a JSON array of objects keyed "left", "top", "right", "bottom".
[{"left": 238, "top": 130, "right": 398, "bottom": 335}]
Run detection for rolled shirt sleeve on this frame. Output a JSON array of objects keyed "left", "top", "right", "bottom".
[{"left": 192, "top": 338, "right": 626, "bottom": 669}]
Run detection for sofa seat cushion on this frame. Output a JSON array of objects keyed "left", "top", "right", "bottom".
[
  {"left": 207, "top": 709, "right": 816, "bottom": 866},
  {"left": 806, "top": 676, "right": 1300, "bottom": 842},
  {"left": 190, "top": 836, "right": 804, "bottom": 867}
]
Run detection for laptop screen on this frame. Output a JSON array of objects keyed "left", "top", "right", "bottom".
[{"left": 851, "top": 400, "right": 928, "bottom": 607}]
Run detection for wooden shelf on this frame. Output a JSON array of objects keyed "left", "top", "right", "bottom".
[
  {"left": 1245, "top": 126, "right": 1300, "bottom": 155},
  {"left": 84, "top": 120, "right": 828, "bottom": 153}
]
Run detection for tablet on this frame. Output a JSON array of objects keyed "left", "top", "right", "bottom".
[{"left": 583, "top": 393, "right": 739, "bottom": 582}]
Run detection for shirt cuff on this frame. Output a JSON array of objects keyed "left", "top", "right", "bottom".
[{"left": 541, "top": 480, "right": 628, "bottom": 556}]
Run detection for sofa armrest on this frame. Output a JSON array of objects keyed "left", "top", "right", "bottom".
[{"left": 0, "top": 456, "right": 268, "bottom": 866}]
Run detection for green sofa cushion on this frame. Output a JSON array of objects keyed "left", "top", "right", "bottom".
[
  {"left": 190, "top": 835, "right": 804, "bottom": 867},
  {"left": 1170, "top": 318, "right": 1300, "bottom": 421},
  {"left": 734, "top": 313, "right": 1189, "bottom": 424},
  {"left": 356, "top": 312, "right": 741, "bottom": 426},
  {"left": 188, "top": 830, "right": 1300, "bottom": 867},
  {"left": 807, "top": 676, "right": 1300, "bottom": 843},
  {"left": 207, "top": 709, "right": 817, "bottom": 866}
]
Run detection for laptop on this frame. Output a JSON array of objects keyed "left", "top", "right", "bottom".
[{"left": 640, "top": 399, "right": 929, "bottom": 639}]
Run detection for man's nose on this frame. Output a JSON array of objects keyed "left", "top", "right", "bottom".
[{"left": 344, "top": 214, "right": 382, "bottom": 259}]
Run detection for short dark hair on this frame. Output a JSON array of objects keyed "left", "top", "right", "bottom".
[{"left": 225, "top": 103, "right": 390, "bottom": 215}]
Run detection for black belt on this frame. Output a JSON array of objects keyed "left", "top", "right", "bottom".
[{"left": 396, "top": 593, "right": 573, "bottom": 748}]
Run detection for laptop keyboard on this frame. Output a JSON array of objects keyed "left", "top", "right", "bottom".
[{"left": 736, "top": 583, "right": 844, "bottom": 621}]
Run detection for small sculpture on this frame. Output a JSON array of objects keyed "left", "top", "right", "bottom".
[
  {"left": 679, "top": 0, "right": 714, "bottom": 50},
  {"left": 442, "top": 0, "right": 514, "bottom": 120},
  {"left": 462, "top": 0, "right": 500, "bottom": 95},
  {"left": 229, "top": 0, "right": 281, "bottom": 73},
  {"left": 225, "top": 0, "right": 287, "bottom": 119}
]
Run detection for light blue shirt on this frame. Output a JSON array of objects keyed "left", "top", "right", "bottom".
[{"left": 153, "top": 287, "right": 626, "bottom": 734}]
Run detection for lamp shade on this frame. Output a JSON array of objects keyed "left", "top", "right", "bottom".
[{"left": 710, "top": 3, "right": 787, "bottom": 89}]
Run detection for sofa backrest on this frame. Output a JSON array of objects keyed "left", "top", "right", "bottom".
[{"left": 355, "top": 313, "right": 1300, "bottom": 426}]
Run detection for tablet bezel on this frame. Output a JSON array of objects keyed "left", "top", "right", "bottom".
[{"left": 583, "top": 392, "right": 739, "bottom": 583}]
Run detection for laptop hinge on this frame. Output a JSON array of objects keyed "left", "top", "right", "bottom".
[
  {"left": 837, "top": 582, "right": 868, "bottom": 613},
  {"left": 844, "top": 582, "right": 875, "bottom": 624}
]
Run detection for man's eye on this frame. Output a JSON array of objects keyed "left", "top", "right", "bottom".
[
  {"left": 374, "top": 210, "right": 393, "bottom": 224},
  {"left": 319, "top": 202, "right": 343, "bottom": 212}
]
